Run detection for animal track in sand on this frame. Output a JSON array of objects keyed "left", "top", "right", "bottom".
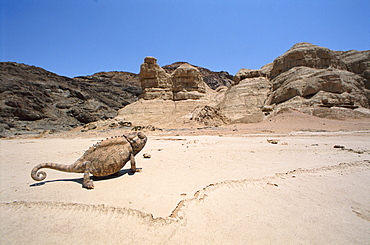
[{"left": 1, "top": 160, "right": 369, "bottom": 225}]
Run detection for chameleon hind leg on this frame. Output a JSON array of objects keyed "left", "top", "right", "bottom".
[{"left": 82, "top": 161, "right": 94, "bottom": 189}]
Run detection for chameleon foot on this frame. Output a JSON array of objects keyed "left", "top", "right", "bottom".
[{"left": 83, "top": 180, "right": 94, "bottom": 189}]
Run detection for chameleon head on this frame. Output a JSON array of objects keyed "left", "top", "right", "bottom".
[{"left": 125, "top": 132, "right": 147, "bottom": 155}]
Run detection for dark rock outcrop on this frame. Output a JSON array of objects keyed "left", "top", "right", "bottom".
[{"left": 0, "top": 62, "right": 141, "bottom": 132}]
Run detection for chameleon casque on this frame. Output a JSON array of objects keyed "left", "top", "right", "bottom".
[{"left": 31, "top": 132, "right": 147, "bottom": 189}]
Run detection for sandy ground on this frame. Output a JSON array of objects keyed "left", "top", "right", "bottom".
[{"left": 1, "top": 113, "right": 370, "bottom": 244}]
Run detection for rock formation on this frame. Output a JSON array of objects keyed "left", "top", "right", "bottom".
[
  {"left": 215, "top": 42, "right": 370, "bottom": 123},
  {"left": 269, "top": 42, "right": 347, "bottom": 79},
  {"left": 217, "top": 75, "right": 271, "bottom": 123},
  {"left": 0, "top": 62, "right": 141, "bottom": 132},
  {"left": 265, "top": 43, "right": 370, "bottom": 119},
  {"left": 233, "top": 68, "right": 268, "bottom": 83},
  {"left": 0, "top": 59, "right": 233, "bottom": 133},
  {"left": 116, "top": 57, "right": 220, "bottom": 127},
  {"left": 139, "top": 57, "right": 212, "bottom": 101},
  {"left": 267, "top": 67, "right": 369, "bottom": 107},
  {"left": 189, "top": 105, "right": 230, "bottom": 126},
  {"left": 139, "top": 56, "right": 173, "bottom": 100},
  {"left": 335, "top": 49, "right": 370, "bottom": 88},
  {"left": 163, "top": 62, "right": 233, "bottom": 89},
  {"left": 172, "top": 63, "right": 207, "bottom": 100},
  {"left": 1, "top": 42, "right": 369, "bottom": 133}
]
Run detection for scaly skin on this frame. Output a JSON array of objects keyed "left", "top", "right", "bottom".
[{"left": 31, "top": 132, "right": 147, "bottom": 189}]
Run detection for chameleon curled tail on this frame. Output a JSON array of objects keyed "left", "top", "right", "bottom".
[{"left": 31, "top": 163, "right": 80, "bottom": 181}]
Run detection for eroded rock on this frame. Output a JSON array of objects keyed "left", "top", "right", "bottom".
[
  {"left": 140, "top": 56, "right": 173, "bottom": 100},
  {"left": 190, "top": 105, "right": 230, "bottom": 126},
  {"left": 269, "top": 42, "right": 347, "bottom": 79},
  {"left": 234, "top": 68, "right": 268, "bottom": 83},
  {"left": 267, "top": 67, "right": 369, "bottom": 109},
  {"left": 172, "top": 63, "right": 207, "bottom": 101},
  {"left": 218, "top": 77, "right": 271, "bottom": 122}
]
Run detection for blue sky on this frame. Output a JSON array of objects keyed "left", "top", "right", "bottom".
[{"left": 1, "top": 0, "right": 369, "bottom": 78}]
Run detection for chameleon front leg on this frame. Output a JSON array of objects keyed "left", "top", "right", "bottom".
[
  {"left": 130, "top": 153, "right": 142, "bottom": 173},
  {"left": 82, "top": 161, "right": 94, "bottom": 189}
]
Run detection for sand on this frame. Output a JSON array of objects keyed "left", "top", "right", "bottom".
[{"left": 1, "top": 113, "right": 370, "bottom": 244}]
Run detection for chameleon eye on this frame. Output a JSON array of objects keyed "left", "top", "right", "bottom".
[{"left": 138, "top": 132, "right": 145, "bottom": 139}]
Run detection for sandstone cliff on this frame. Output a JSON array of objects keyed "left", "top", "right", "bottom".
[
  {"left": 139, "top": 57, "right": 215, "bottom": 101},
  {"left": 266, "top": 43, "right": 370, "bottom": 120},
  {"left": 269, "top": 42, "right": 347, "bottom": 79},
  {"left": 139, "top": 56, "right": 173, "bottom": 100},
  {"left": 217, "top": 42, "right": 369, "bottom": 123},
  {"left": 116, "top": 57, "right": 222, "bottom": 127}
]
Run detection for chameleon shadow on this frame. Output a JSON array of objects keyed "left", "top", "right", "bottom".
[{"left": 29, "top": 169, "right": 135, "bottom": 188}]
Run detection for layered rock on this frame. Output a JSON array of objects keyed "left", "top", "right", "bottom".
[
  {"left": 163, "top": 62, "right": 233, "bottom": 89},
  {"left": 267, "top": 67, "right": 369, "bottom": 108},
  {"left": 120, "top": 58, "right": 221, "bottom": 127},
  {"left": 269, "top": 42, "right": 347, "bottom": 79},
  {"left": 217, "top": 42, "right": 370, "bottom": 123},
  {"left": 234, "top": 68, "right": 268, "bottom": 83},
  {"left": 139, "top": 56, "right": 173, "bottom": 100},
  {"left": 217, "top": 76, "right": 271, "bottom": 123},
  {"left": 116, "top": 99, "right": 213, "bottom": 127},
  {"left": 139, "top": 57, "right": 212, "bottom": 101},
  {"left": 2, "top": 43, "right": 369, "bottom": 133},
  {"left": 265, "top": 43, "right": 370, "bottom": 119},
  {"left": 172, "top": 63, "right": 207, "bottom": 100},
  {"left": 335, "top": 50, "right": 370, "bottom": 88}
]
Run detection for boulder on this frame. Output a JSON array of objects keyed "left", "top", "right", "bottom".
[
  {"left": 234, "top": 68, "right": 267, "bottom": 83},
  {"left": 139, "top": 56, "right": 173, "bottom": 100}
]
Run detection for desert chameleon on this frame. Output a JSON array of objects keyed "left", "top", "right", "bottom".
[{"left": 31, "top": 132, "right": 147, "bottom": 189}]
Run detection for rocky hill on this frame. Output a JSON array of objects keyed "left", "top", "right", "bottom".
[
  {"left": 266, "top": 43, "right": 370, "bottom": 119},
  {"left": 116, "top": 43, "right": 369, "bottom": 128},
  {"left": 0, "top": 62, "right": 141, "bottom": 132},
  {"left": 0, "top": 61, "right": 233, "bottom": 133},
  {"left": 1, "top": 42, "right": 369, "bottom": 134}
]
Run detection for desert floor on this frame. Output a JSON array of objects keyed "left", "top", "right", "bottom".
[{"left": 1, "top": 112, "right": 370, "bottom": 244}]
